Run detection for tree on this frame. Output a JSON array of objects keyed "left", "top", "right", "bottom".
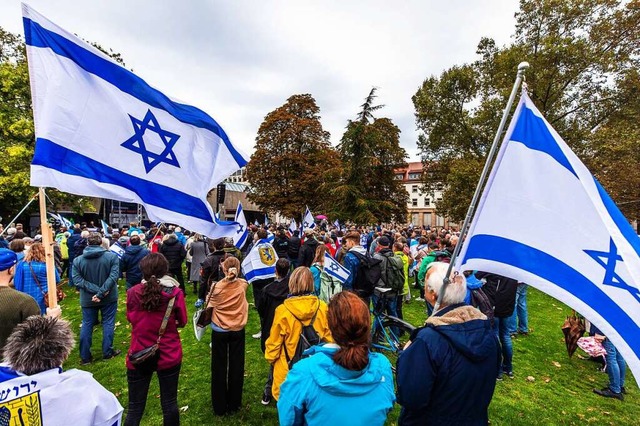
[
  {"left": 0, "top": 27, "right": 127, "bottom": 222},
  {"left": 414, "top": 0, "right": 640, "bottom": 222},
  {"left": 327, "top": 88, "right": 408, "bottom": 224},
  {"left": 245, "top": 94, "right": 340, "bottom": 219}
]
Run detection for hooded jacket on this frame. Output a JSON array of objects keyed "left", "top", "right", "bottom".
[
  {"left": 397, "top": 304, "right": 501, "bottom": 426},
  {"left": 120, "top": 244, "right": 150, "bottom": 288},
  {"left": 277, "top": 344, "right": 395, "bottom": 426},
  {"left": 72, "top": 246, "right": 120, "bottom": 307},
  {"left": 297, "top": 237, "right": 319, "bottom": 268},
  {"left": 126, "top": 276, "right": 187, "bottom": 370},
  {"left": 259, "top": 275, "right": 290, "bottom": 352},
  {"left": 159, "top": 234, "right": 186, "bottom": 271},
  {"left": 264, "top": 295, "right": 333, "bottom": 401},
  {"left": 475, "top": 272, "right": 518, "bottom": 318}
]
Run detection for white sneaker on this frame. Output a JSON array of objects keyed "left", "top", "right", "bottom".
[
  {"left": 415, "top": 297, "right": 425, "bottom": 301},
  {"left": 252, "top": 331, "right": 262, "bottom": 339}
]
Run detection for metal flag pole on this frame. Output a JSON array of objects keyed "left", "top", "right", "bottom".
[
  {"left": 0, "top": 192, "right": 39, "bottom": 237},
  {"left": 38, "top": 187, "right": 59, "bottom": 310},
  {"left": 434, "top": 61, "right": 530, "bottom": 312}
]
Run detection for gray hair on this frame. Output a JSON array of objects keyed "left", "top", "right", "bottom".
[
  {"left": 425, "top": 262, "right": 468, "bottom": 307},
  {"left": 3, "top": 316, "right": 75, "bottom": 375},
  {"left": 81, "top": 230, "right": 90, "bottom": 238}
]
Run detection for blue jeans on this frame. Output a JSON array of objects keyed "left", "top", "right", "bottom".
[
  {"left": 494, "top": 317, "right": 513, "bottom": 374},
  {"left": 603, "top": 338, "right": 626, "bottom": 393},
  {"left": 79, "top": 301, "right": 117, "bottom": 361},
  {"left": 508, "top": 284, "right": 529, "bottom": 334},
  {"left": 372, "top": 293, "right": 399, "bottom": 335}
]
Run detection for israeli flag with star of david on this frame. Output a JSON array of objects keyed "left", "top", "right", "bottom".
[
  {"left": 302, "top": 207, "right": 316, "bottom": 232},
  {"left": 233, "top": 202, "right": 249, "bottom": 249},
  {"left": 324, "top": 252, "right": 350, "bottom": 284},
  {"left": 457, "top": 90, "right": 640, "bottom": 381},
  {"left": 22, "top": 4, "right": 248, "bottom": 239}
]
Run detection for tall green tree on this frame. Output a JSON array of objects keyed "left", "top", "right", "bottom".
[
  {"left": 414, "top": 0, "right": 640, "bottom": 222},
  {"left": 0, "top": 27, "right": 127, "bottom": 222},
  {"left": 246, "top": 94, "right": 340, "bottom": 219},
  {"left": 327, "top": 88, "right": 408, "bottom": 224}
]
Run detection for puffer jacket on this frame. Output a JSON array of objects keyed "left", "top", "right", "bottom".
[
  {"left": 264, "top": 295, "right": 333, "bottom": 401},
  {"left": 159, "top": 234, "right": 186, "bottom": 271},
  {"left": 120, "top": 244, "right": 150, "bottom": 288}
]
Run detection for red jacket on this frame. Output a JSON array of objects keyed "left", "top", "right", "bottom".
[{"left": 126, "top": 276, "right": 187, "bottom": 370}]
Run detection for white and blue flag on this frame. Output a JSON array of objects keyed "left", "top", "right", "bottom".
[
  {"left": 333, "top": 219, "right": 340, "bottom": 230},
  {"left": 23, "top": 5, "right": 248, "bottom": 239},
  {"left": 241, "top": 239, "right": 278, "bottom": 283},
  {"left": 289, "top": 218, "right": 298, "bottom": 234},
  {"left": 302, "top": 207, "right": 316, "bottom": 232},
  {"left": 323, "top": 252, "right": 350, "bottom": 284},
  {"left": 233, "top": 202, "right": 249, "bottom": 249},
  {"left": 101, "top": 220, "right": 111, "bottom": 237},
  {"left": 264, "top": 214, "right": 269, "bottom": 226},
  {"left": 457, "top": 90, "right": 640, "bottom": 380}
]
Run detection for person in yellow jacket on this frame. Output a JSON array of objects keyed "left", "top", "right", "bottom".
[{"left": 264, "top": 267, "right": 333, "bottom": 401}]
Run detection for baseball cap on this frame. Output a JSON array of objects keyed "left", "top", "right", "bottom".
[{"left": 0, "top": 248, "right": 18, "bottom": 271}]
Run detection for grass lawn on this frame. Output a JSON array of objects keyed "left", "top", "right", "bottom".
[{"left": 59, "top": 280, "right": 638, "bottom": 425}]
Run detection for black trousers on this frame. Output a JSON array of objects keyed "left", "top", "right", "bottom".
[
  {"left": 252, "top": 279, "right": 271, "bottom": 329},
  {"left": 170, "top": 267, "right": 185, "bottom": 293},
  {"left": 211, "top": 328, "right": 245, "bottom": 415},
  {"left": 124, "top": 363, "right": 181, "bottom": 426}
]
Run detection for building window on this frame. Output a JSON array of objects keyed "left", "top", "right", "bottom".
[
  {"left": 411, "top": 185, "right": 418, "bottom": 193},
  {"left": 395, "top": 174, "right": 404, "bottom": 180},
  {"left": 411, "top": 213, "right": 419, "bottom": 225},
  {"left": 425, "top": 198, "right": 430, "bottom": 207},
  {"left": 423, "top": 212, "right": 432, "bottom": 226},
  {"left": 436, "top": 215, "right": 445, "bottom": 227},
  {"left": 436, "top": 183, "right": 444, "bottom": 191},
  {"left": 408, "top": 172, "right": 422, "bottom": 180},
  {"left": 411, "top": 199, "right": 418, "bottom": 207}
]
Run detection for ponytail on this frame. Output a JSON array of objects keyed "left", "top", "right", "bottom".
[
  {"left": 333, "top": 342, "right": 369, "bottom": 371},
  {"left": 226, "top": 267, "right": 238, "bottom": 280},
  {"left": 141, "top": 275, "right": 163, "bottom": 311}
]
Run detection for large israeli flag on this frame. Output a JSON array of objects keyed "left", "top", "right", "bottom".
[
  {"left": 457, "top": 91, "right": 640, "bottom": 380},
  {"left": 233, "top": 202, "right": 249, "bottom": 249},
  {"left": 22, "top": 4, "right": 248, "bottom": 238},
  {"left": 324, "top": 252, "right": 350, "bottom": 284},
  {"left": 302, "top": 207, "right": 316, "bottom": 232},
  {"left": 241, "top": 239, "right": 278, "bottom": 283}
]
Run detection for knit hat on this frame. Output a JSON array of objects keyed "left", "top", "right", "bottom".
[{"left": 0, "top": 248, "right": 18, "bottom": 271}]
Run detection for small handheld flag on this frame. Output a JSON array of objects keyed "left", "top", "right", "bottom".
[{"left": 323, "top": 252, "right": 350, "bottom": 284}]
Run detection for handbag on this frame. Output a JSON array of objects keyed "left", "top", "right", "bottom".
[
  {"left": 28, "top": 262, "right": 66, "bottom": 307},
  {"left": 129, "top": 296, "right": 176, "bottom": 365},
  {"left": 561, "top": 310, "right": 585, "bottom": 357},
  {"left": 193, "top": 280, "right": 218, "bottom": 341}
]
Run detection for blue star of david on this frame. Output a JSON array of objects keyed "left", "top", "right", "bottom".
[
  {"left": 584, "top": 238, "right": 640, "bottom": 303},
  {"left": 121, "top": 109, "right": 181, "bottom": 173},
  {"left": 236, "top": 224, "right": 244, "bottom": 234},
  {"left": 303, "top": 222, "right": 309, "bottom": 229},
  {"left": 329, "top": 262, "right": 339, "bottom": 272}
]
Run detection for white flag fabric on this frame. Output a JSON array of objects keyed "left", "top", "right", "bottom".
[
  {"left": 22, "top": 5, "right": 247, "bottom": 239},
  {"left": 241, "top": 239, "right": 278, "bottom": 283},
  {"left": 233, "top": 202, "right": 249, "bottom": 249},
  {"left": 302, "top": 207, "right": 316, "bottom": 232},
  {"left": 101, "top": 220, "right": 111, "bottom": 237},
  {"left": 323, "top": 252, "right": 350, "bottom": 284},
  {"left": 289, "top": 218, "right": 298, "bottom": 234},
  {"left": 0, "top": 366, "right": 123, "bottom": 425},
  {"left": 457, "top": 91, "right": 640, "bottom": 380}
]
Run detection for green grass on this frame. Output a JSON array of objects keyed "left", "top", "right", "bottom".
[{"left": 59, "top": 281, "right": 638, "bottom": 425}]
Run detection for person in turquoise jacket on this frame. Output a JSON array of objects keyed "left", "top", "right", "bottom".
[{"left": 277, "top": 291, "right": 395, "bottom": 426}]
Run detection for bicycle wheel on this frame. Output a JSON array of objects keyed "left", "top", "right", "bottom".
[{"left": 371, "top": 318, "right": 414, "bottom": 371}]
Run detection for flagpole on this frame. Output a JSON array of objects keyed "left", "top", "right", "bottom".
[
  {"left": 38, "top": 187, "right": 59, "bottom": 309},
  {"left": 0, "top": 192, "right": 39, "bottom": 237},
  {"left": 434, "top": 61, "right": 530, "bottom": 312}
]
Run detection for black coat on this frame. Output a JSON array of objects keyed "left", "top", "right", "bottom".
[
  {"left": 259, "top": 275, "right": 290, "bottom": 352},
  {"left": 297, "top": 238, "right": 319, "bottom": 268},
  {"left": 475, "top": 272, "right": 518, "bottom": 318},
  {"left": 273, "top": 235, "right": 290, "bottom": 259},
  {"left": 120, "top": 245, "right": 150, "bottom": 287},
  {"left": 198, "top": 250, "right": 226, "bottom": 300},
  {"left": 159, "top": 235, "right": 186, "bottom": 271},
  {"left": 288, "top": 236, "right": 301, "bottom": 259}
]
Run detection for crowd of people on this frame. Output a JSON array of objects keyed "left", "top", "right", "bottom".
[{"left": 0, "top": 218, "right": 627, "bottom": 425}]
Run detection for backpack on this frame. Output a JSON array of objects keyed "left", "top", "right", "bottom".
[
  {"left": 318, "top": 267, "right": 342, "bottom": 303},
  {"left": 434, "top": 250, "right": 451, "bottom": 263},
  {"left": 284, "top": 306, "right": 321, "bottom": 369},
  {"left": 383, "top": 254, "right": 405, "bottom": 293},
  {"left": 352, "top": 251, "right": 382, "bottom": 298},
  {"left": 470, "top": 287, "right": 495, "bottom": 325}
]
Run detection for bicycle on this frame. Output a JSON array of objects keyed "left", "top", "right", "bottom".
[{"left": 370, "top": 287, "right": 416, "bottom": 371}]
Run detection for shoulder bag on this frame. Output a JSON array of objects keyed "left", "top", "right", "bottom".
[
  {"left": 129, "top": 296, "right": 176, "bottom": 365},
  {"left": 28, "top": 262, "right": 66, "bottom": 307}
]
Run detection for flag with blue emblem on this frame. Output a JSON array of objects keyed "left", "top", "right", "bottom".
[
  {"left": 289, "top": 218, "right": 298, "bottom": 234},
  {"left": 241, "top": 239, "right": 278, "bottom": 283},
  {"left": 22, "top": 5, "right": 247, "bottom": 239},
  {"left": 457, "top": 90, "right": 640, "bottom": 380},
  {"left": 323, "top": 252, "right": 350, "bottom": 284},
  {"left": 233, "top": 202, "right": 249, "bottom": 249},
  {"left": 302, "top": 207, "right": 316, "bottom": 232}
]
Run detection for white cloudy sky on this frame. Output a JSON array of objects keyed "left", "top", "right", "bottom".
[{"left": 1, "top": 0, "right": 519, "bottom": 161}]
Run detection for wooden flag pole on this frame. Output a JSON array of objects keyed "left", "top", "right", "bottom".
[{"left": 38, "top": 187, "right": 58, "bottom": 309}]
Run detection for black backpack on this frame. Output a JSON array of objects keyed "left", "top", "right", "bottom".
[
  {"left": 284, "top": 306, "right": 321, "bottom": 369},
  {"left": 471, "top": 287, "right": 495, "bottom": 326},
  {"left": 352, "top": 251, "right": 383, "bottom": 298}
]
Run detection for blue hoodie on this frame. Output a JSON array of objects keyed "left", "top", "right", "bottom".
[{"left": 278, "top": 344, "right": 395, "bottom": 426}]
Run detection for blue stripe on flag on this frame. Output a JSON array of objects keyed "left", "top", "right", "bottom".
[
  {"left": 510, "top": 106, "right": 577, "bottom": 178},
  {"left": 594, "top": 178, "right": 640, "bottom": 258},
  {"left": 463, "top": 234, "right": 640, "bottom": 359},
  {"left": 23, "top": 17, "right": 247, "bottom": 168},
  {"left": 244, "top": 266, "right": 276, "bottom": 282},
  {"left": 235, "top": 231, "right": 248, "bottom": 249},
  {"left": 33, "top": 138, "right": 213, "bottom": 222}
]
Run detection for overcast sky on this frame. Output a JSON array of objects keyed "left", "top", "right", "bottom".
[{"left": 1, "top": 1, "right": 519, "bottom": 161}]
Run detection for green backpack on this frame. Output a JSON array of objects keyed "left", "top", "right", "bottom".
[
  {"left": 383, "top": 253, "right": 405, "bottom": 293},
  {"left": 318, "top": 266, "right": 342, "bottom": 303}
]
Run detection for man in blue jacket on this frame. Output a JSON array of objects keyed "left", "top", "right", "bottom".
[
  {"left": 119, "top": 235, "right": 149, "bottom": 289},
  {"left": 397, "top": 262, "right": 501, "bottom": 425},
  {"left": 72, "top": 232, "right": 121, "bottom": 364}
]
